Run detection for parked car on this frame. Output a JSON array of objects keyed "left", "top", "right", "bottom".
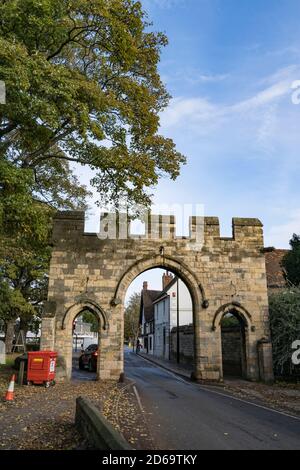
[{"left": 79, "top": 344, "right": 98, "bottom": 372}]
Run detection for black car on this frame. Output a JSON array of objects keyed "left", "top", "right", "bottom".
[{"left": 79, "top": 344, "right": 98, "bottom": 372}]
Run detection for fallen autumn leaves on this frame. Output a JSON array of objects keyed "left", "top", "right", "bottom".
[{"left": 0, "top": 365, "right": 153, "bottom": 450}]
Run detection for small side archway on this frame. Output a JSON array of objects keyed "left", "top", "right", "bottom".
[
  {"left": 62, "top": 300, "right": 109, "bottom": 332},
  {"left": 57, "top": 300, "right": 109, "bottom": 380},
  {"left": 212, "top": 303, "right": 252, "bottom": 380}
]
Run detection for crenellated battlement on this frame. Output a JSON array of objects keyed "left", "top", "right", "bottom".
[{"left": 52, "top": 211, "right": 264, "bottom": 248}]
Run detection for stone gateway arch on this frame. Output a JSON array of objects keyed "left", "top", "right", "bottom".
[{"left": 41, "top": 211, "right": 274, "bottom": 383}]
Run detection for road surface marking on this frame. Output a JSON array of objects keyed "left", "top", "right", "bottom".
[
  {"left": 196, "top": 384, "right": 300, "bottom": 422},
  {"left": 133, "top": 385, "right": 144, "bottom": 413},
  {"left": 131, "top": 352, "right": 300, "bottom": 422}
]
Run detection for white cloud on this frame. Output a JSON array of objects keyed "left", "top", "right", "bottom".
[
  {"left": 267, "top": 210, "right": 300, "bottom": 248},
  {"left": 143, "top": 0, "right": 187, "bottom": 9},
  {"left": 160, "top": 66, "right": 300, "bottom": 153},
  {"left": 160, "top": 97, "right": 219, "bottom": 128},
  {"left": 195, "top": 73, "right": 229, "bottom": 83},
  {"left": 259, "top": 65, "right": 299, "bottom": 86},
  {"left": 232, "top": 80, "right": 291, "bottom": 112},
  {"left": 162, "top": 70, "right": 230, "bottom": 86}
]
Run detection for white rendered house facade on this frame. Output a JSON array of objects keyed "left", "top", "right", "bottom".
[{"left": 153, "top": 277, "right": 193, "bottom": 360}]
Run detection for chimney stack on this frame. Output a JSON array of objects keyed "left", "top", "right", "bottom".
[
  {"left": 162, "top": 272, "right": 173, "bottom": 290},
  {"left": 143, "top": 281, "right": 148, "bottom": 291}
]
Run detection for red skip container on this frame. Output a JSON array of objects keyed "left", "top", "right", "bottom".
[{"left": 27, "top": 351, "right": 57, "bottom": 388}]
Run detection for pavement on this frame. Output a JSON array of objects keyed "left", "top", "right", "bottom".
[
  {"left": 125, "top": 349, "right": 300, "bottom": 450},
  {"left": 137, "top": 351, "right": 193, "bottom": 380}
]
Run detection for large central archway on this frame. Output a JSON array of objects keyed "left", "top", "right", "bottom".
[{"left": 113, "top": 255, "right": 206, "bottom": 381}]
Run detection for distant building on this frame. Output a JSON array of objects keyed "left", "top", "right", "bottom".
[
  {"left": 153, "top": 274, "right": 193, "bottom": 360},
  {"left": 139, "top": 273, "right": 193, "bottom": 361},
  {"left": 73, "top": 318, "right": 98, "bottom": 351},
  {"left": 139, "top": 282, "right": 161, "bottom": 355}
]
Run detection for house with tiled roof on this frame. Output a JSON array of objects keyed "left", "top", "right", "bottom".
[
  {"left": 152, "top": 274, "right": 193, "bottom": 361},
  {"left": 139, "top": 272, "right": 193, "bottom": 360},
  {"left": 139, "top": 282, "right": 161, "bottom": 354},
  {"left": 264, "top": 248, "right": 289, "bottom": 292}
]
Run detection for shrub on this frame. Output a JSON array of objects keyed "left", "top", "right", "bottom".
[{"left": 269, "top": 288, "right": 300, "bottom": 378}]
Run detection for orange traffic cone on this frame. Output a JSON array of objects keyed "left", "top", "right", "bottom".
[{"left": 4, "top": 374, "right": 15, "bottom": 402}]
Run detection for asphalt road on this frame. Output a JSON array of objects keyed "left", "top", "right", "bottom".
[
  {"left": 72, "top": 355, "right": 96, "bottom": 381},
  {"left": 124, "top": 349, "right": 300, "bottom": 450}
]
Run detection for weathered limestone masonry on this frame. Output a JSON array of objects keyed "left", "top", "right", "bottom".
[{"left": 41, "top": 211, "right": 274, "bottom": 383}]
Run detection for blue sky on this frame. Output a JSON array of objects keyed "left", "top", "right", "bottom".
[
  {"left": 140, "top": 0, "right": 300, "bottom": 248},
  {"left": 79, "top": 0, "right": 300, "bottom": 297}
]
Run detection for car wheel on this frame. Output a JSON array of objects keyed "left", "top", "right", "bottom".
[{"left": 79, "top": 358, "right": 85, "bottom": 370}]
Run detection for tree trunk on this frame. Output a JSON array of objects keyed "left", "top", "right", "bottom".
[
  {"left": 20, "top": 329, "right": 28, "bottom": 352},
  {"left": 18, "top": 318, "right": 28, "bottom": 352},
  {"left": 5, "top": 320, "right": 15, "bottom": 354}
]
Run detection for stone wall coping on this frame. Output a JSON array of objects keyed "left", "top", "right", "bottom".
[
  {"left": 75, "top": 396, "right": 132, "bottom": 450},
  {"left": 233, "top": 218, "right": 263, "bottom": 227}
]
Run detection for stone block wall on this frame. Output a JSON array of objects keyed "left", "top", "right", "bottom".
[
  {"left": 221, "top": 326, "right": 243, "bottom": 377},
  {"left": 170, "top": 325, "right": 194, "bottom": 365}
]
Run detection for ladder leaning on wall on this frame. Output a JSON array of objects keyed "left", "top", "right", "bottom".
[{"left": 12, "top": 330, "right": 26, "bottom": 353}]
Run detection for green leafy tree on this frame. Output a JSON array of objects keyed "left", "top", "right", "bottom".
[
  {"left": 0, "top": 247, "right": 50, "bottom": 351},
  {"left": 81, "top": 311, "right": 99, "bottom": 333},
  {"left": 0, "top": 160, "right": 54, "bottom": 350},
  {"left": 124, "top": 292, "right": 140, "bottom": 344},
  {"left": 0, "top": 0, "right": 185, "bottom": 210},
  {"left": 269, "top": 288, "right": 300, "bottom": 378},
  {"left": 0, "top": 1, "right": 185, "bottom": 348},
  {"left": 282, "top": 234, "right": 300, "bottom": 287},
  {"left": 0, "top": 159, "right": 85, "bottom": 350},
  {"left": 0, "top": 281, "right": 36, "bottom": 352}
]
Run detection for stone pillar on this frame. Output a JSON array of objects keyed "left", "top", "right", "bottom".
[
  {"left": 40, "top": 300, "right": 57, "bottom": 351},
  {"left": 193, "top": 310, "right": 222, "bottom": 383},
  {"left": 98, "top": 336, "right": 123, "bottom": 380},
  {"left": 191, "top": 304, "right": 203, "bottom": 381},
  {"left": 98, "top": 309, "right": 123, "bottom": 381},
  {"left": 258, "top": 339, "right": 274, "bottom": 384},
  {"left": 40, "top": 317, "right": 55, "bottom": 351},
  {"left": 246, "top": 331, "right": 260, "bottom": 381}
]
